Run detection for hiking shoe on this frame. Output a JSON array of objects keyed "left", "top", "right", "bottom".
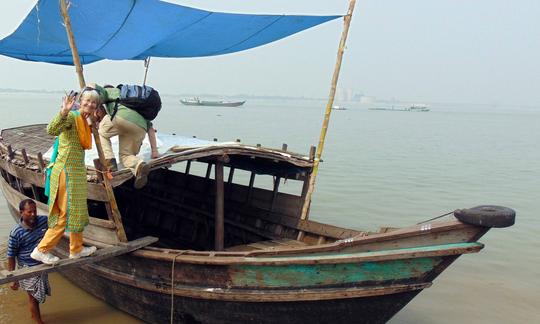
[
  {"left": 30, "top": 247, "right": 60, "bottom": 265},
  {"left": 69, "top": 246, "right": 97, "bottom": 259},
  {"left": 134, "top": 161, "right": 150, "bottom": 189}
]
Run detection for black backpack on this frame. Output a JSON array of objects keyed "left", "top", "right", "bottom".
[{"left": 109, "top": 84, "right": 162, "bottom": 121}]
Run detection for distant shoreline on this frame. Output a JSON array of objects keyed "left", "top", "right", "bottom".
[
  {"left": 0, "top": 88, "right": 63, "bottom": 94},
  {"left": 0, "top": 88, "right": 538, "bottom": 109}
]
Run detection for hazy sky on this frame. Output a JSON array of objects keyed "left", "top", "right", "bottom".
[{"left": 0, "top": 0, "right": 538, "bottom": 106}]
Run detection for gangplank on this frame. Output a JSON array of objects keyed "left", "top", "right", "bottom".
[{"left": 0, "top": 236, "right": 157, "bottom": 285}]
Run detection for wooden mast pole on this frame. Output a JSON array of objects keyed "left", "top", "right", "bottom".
[
  {"left": 300, "top": 0, "right": 356, "bottom": 221},
  {"left": 59, "top": 0, "right": 85, "bottom": 89},
  {"left": 59, "top": 0, "right": 128, "bottom": 242}
]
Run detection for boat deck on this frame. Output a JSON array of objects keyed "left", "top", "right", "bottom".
[{"left": 0, "top": 124, "right": 55, "bottom": 156}]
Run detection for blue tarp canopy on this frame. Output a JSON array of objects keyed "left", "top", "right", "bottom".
[{"left": 0, "top": 0, "right": 340, "bottom": 65}]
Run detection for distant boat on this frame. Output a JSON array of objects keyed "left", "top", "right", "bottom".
[
  {"left": 408, "top": 104, "right": 430, "bottom": 112},
  {"left": 369, "top": 104, "right": 430, "bottom": 112},
  {"left": 331, "top": 105, "right": 347, "bottom": 110},
  {"left": 180, "top": 97, "right": 246, "bottom": 107}
]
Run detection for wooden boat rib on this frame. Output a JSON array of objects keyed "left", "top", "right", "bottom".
[{"left": 0, "top": 124, "right": 514, "bottom": 324}]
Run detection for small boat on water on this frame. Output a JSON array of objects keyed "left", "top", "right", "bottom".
[
  {"left": 369, "top": 104, "right": 430, "bottom": 112},
  {"left": 181, "top": 97, "right": 246, "bottom": 107},
  {"left": 408, "top": 104, "right": 430, "bottom": 112},
  {"left": 331, "top": 105, "right": 347, "bottom": 110}
]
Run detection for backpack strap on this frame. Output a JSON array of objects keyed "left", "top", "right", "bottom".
[{"left": 110, "top": 99, "right": 120, "bottom": 121}]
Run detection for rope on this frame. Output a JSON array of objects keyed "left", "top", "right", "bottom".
[
  {"left": 90, "top": 168, "right": 116, "bottom": 182},
  {"left": 170, "top": 250, "right": 187, "bottom": 324},
  {"left": 143, "top": 57, "right": 151, "bottom": 86},
  {"left": 417, "top": 211, "right": 455, "bottom": 225}
]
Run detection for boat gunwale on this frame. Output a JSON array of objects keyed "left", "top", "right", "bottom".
[
  {"left": 129, "top": 230, "right": 483, "bottom": 265},
  {"left": 132, "top": 242, "right": 484, "bottom": 266}
]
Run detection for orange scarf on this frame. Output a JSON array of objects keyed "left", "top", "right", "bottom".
[{"left": 75, "top": 113, "right": 92, "bottom": 150}]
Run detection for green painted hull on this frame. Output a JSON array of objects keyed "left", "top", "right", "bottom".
[
  {"left": 226, "top": 243, "right": 480, "bottom": 288},
  {"left": 233, "top": 257, "right": 440, "bottom": 287}
]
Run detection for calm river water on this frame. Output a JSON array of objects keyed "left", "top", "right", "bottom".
[{"left": 0, "top": 92, "right": 538, "bottom": 323}]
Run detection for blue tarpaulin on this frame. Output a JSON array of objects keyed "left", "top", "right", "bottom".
[{"left": 0, "top": 0, "right": 340, "bottom": 65}]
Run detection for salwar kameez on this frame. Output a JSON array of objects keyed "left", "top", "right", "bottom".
[
  {"left": 38, "top": 169, "right": 84, "bottom": 254},
  {"left": 38, "top": 111, "right": 91, "bottom": 254}
]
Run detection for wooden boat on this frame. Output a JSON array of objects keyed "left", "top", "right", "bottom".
[
  {"left": 0, "top": 124, "right": 515, "bottom": 323},
  {"left": 369, "top": 104, "right": 430, "bottom": 112},
  {"left": 181, "top": 98, "right": 246, "bottom": 107},
  {"left": 408, "top": 104, "right": 430, "bottom": 112}
]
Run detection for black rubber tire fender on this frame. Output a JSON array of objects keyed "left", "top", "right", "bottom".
[{"left": 454, "top": 205, "right": 516, "bottom": 228}]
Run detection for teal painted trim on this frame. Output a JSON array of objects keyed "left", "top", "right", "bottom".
[{"left": 231, "top": 257, "right": 440, "bottom": 288}]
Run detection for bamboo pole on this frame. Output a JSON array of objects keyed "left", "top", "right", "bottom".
[
  {"left": 59, "top": 0, "right": 85, "bottom": 89},
  {"left": 300, "top": 0, "right": 356, "bottom": 221},
  {"left": 59, "top": 0, "right": 127, "bottom": 242}
]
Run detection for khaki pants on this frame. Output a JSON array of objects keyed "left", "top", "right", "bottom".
[
  {"left": 38, "top": 170, "right": 84, "bottom": 254},
  {"left": 98, "top": 115, "right": 146, "bottom": 174}
]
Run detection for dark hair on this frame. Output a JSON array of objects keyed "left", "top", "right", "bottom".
[{"left": 19, "top": 199, "right": 36, "bottom": 212}]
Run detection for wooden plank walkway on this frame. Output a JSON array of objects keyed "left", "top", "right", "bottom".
[{"left": 0, "top": 236, "right": 157, "bottom": 285}]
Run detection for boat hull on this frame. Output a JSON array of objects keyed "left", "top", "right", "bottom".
[
  {"left": 60, "top": 265, "right": 421, "bottom": 324},
  {"left": 3, "top": 196, "right": 444, "bottom": 324},
  {"left": 0, "top": 171, "right": 486, "bottom": 323}
]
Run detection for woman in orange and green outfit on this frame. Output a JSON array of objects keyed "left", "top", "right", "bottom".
[{"left": 31, "top": 89, "right": 99, "bottom": 265}]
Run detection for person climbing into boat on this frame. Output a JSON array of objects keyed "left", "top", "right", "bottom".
[
  {"left": 94, "top": 104, "right": 107, "bottom": 124},
  {"left": 7, "top": 199, "right": 50, "bottom": 324},
  {"left": 92, "top": 83, "right": 160, "bottom": 189},
  {"left": 30, "top": 89, "right": 98, "bottom": 265}
]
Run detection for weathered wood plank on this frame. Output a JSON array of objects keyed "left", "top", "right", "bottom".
[
  {"left": 88, "top": 217, "right": 116, "bottom": 229},
  {"left": 0, "top": 236, "right": 157, "bottom": 285},
  {"left": 83, "top": 223, "right": 121, "bottom": 245}
]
